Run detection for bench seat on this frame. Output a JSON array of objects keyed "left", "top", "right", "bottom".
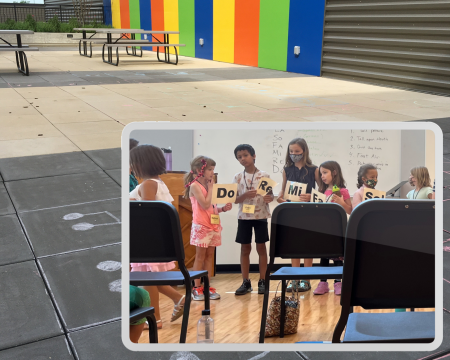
[
  {"left": 0, "top": 47, "right": 38, "bottom": 51},
  {"left": 104, "top": 43, "right": 185, "bottom": 47}
]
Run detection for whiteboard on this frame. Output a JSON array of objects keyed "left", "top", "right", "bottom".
[
  {"left": 193, "top": 128, "right": 401, "bottom": 265},
  {"left": 193, "top": 129, "right": 401, "bottom": 196}
]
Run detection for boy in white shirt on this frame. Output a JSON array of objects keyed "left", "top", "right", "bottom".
[{"left": 232, "top": 144, "right": 274, "bottom": 295}]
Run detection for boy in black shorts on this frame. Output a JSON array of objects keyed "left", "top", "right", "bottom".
[{"left": 232, "top": 144, "right": 274, "bottom": 295}]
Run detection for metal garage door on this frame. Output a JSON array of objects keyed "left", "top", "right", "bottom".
[{"left": 321, "top": 0, "right": 450, "bottom": 95}]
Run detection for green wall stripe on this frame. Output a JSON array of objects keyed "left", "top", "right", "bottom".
[
  {"left": 258, "top": 0, "right": 290, "bottom": 71},
  {"left": 178, "top": 0, "right": 195, "bottom": 57},
  {"left": 129, "top": 0, "right": 141, "bottom": 48}
]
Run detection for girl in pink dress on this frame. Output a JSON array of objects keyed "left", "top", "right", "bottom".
[
  {"left": 184, "top": 156, "right": 232, "bottom": 301},
  {"left": 314, "top": 161, "right": 352, "bottom": 296},
  {"left": 129, "top": 145, "right": 185, "bottom": 329}
]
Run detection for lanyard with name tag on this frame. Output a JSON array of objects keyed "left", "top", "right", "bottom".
[
  {"left": 243, "top": 204, "right": 255, "bottom": 214},
  {"left": 211, "top": 205, "right": 220, "bottom": 224}
]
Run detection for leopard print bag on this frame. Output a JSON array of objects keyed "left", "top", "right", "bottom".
[{"left": 264, "top": 281, "right": 300, "bottom": 337}]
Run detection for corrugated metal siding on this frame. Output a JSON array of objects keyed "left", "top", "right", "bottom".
[
  {"left": 44, "top": 0, "right": 103, "bottom": 7},
  {"left": 321, "top": 0, "right": 450, "bottom": 95}
]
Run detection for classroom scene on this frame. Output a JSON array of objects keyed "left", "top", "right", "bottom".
[{"left": 128, "top": 127, "right": 436, "bottom": 344}]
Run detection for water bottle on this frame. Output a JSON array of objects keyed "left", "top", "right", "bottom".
[
  {"left": 162, "top": 147, "right": 172, "bottom": 171},
  {"left": 197, "top": 310, "right": 214, "bottom": 343}
]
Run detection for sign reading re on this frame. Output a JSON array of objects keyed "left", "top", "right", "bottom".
[
  {"left": 256, "top": 177, "right": 278, "bottom": 196},
  {"left": 363, "top": 188, "right": 386, "bottom": 201},
  {"left": 212, "top": 184, "right": 238, "bottom": 204}
]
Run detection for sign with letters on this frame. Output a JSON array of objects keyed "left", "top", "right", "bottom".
[
  {"left": 311, "top": 188, "right": 326, "bottom": 203},
  {"left": 284, "top": 181, "right": 307, "bottom": 202},
  {"left": 256, "top": 177, "right": 278, "bottom": 196},
  {"left": 212, "top": 184, "right": 238, "bottom": 204},
  {"left": 363, "top": 188, "right": 386, "bottom": 201}
]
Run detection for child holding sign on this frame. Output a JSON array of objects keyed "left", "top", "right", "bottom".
[
  {"left": 184, "top": 156, "right": 232, "bottom": 301},
  {"left": 129, "top": 145, "right": 186, "bottom": 329},
  {"left": 352, "top": 164, "right": 379, "bottom": 210},
  {"left": 407, "top": 167, "right": 434, "bottom": 199},
  {"left": 278, "top": 138, "right": 321, "bottom": 293},
  {"left": 319, "top": 161, "right": 352, "bottom": 215},
  {"left": 313, "top": 161, "right": 352, "bottom": 296},
  {"left": 232, "top": 144, "right": 274, "bottom": 296}
]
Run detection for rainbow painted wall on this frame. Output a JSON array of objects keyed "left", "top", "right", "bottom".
[{"left": 107, "top": 0, "right": 326, "bottom": 76}]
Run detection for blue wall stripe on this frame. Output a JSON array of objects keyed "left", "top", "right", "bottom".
[
  {"left": 194, "top": 0, "right": 213, "bottom": 60},
  {"left": 286, "top": 0, "right": 326, "bottom": 76},
  {"left": 139, "top": 0, "right": 152, "bottom": 51}
]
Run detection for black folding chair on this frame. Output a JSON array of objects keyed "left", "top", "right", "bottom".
[
  {"left": 333, "top": 199, "right": 435, "bottom": 343},
  {"left": 130, "top": 307, "right": 158, "bottom": 343},
  {"left": 129, "top": 201, "right": 210, "bottom": 343},
  {"left": 259, "top": 202, "right": 347, "bottom": 342}
]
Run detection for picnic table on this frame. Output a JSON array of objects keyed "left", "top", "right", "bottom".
[
  {"left": 0, "top": 30, "right": 38, "bottom": 76},
  {"left": 73, "top": 28, "right": 185, "bottom": 66},
  {"left": 72, "top": 28, "right": 111, "bottom": 58}
]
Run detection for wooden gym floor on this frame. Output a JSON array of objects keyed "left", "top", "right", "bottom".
[{"left": 137, "top": 272, "right": 433, "bottom": 344}]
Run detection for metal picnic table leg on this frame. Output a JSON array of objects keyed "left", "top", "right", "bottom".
[
  {"left": 102, "top": 32, "right": 119, "bottom": 66},
  {"left": 15, "top": 34, "right": 29, "bottom": 76},
  {"left": 83, "top": 30, "right": 87, "bottom": 56}
]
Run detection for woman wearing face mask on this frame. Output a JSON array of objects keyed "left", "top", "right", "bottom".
[
  {"left": 278, "top": 137, "right": 321, "bottom": 293},
  {"left": 352, "top": 164, "right": 378, "bottom": 210}
]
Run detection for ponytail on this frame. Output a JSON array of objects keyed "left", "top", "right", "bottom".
[{"left": 183, "top": 155, "right": 217, "bottom": 198}]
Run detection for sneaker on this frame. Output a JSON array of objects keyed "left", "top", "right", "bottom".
[
  {"left": 286, "top": 280, "right": 300, "bottom": 293},
  {"left": 258, "top": 279, "right": 265, "bottom": 294},
  {"left": 235, "top": 279, "right": 252, "bottom": 295},
  {"left": 297, "top": 280, "right": 311, "bottom": 292},
  {"left": 313, "top": 281, "right": 330, "bottom": 295},
  {"left": 209, "top": 287, "right": 221, "bottom": 300},
  {"left": 333, "top": 282, "right": 342, "bottom": 296},
  {"left": 192, "top": 286, "right": 204, "bottom": 301}
]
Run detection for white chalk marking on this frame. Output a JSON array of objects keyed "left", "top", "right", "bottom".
[
  {"left": 108, "top": 279, "right": 121, "bottom": 292},
  {"left": 169, "top": 352, "right": 201, "bottom": 360},
  {"left": 248, "top": 352, "right": 270, "bottom": 360},
  {"left": 105, "top": 211, "right": 120, "bottom": 223},
  {"left": 97, "top": 261, "right": 121, "bottom": 272},
  {"left": 63, "top": 212, "right": 103, "bottom": 220},
  {"left": 20, "top": 197, "right": 121, "bottom": 213},
  {"left": 72, "top": 222, "right": 95, "bottom": 231},
  {"left": 72, "top": 222, "right": 120, "bottom": 231}
]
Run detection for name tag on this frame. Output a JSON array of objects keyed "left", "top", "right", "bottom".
[
  {"left": 211, "top": 214, "right": 220, "bottom": 224},
  {"left": 243, "top": 204, "right": 255, "bottom": 214}
]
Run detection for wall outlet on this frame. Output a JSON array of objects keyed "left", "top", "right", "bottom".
[
  {"left": 294, "top": 46, "right": 300, "bottom": 55},
  {"left": 199, "top": 38, "right": 204, "bottom": 46},
  {"left": 144, "top": 34, "right": 147, "bottom": 40}
]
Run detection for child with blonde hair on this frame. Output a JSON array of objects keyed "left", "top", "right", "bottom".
[
  {"left": 407, "top": 166, "right": 433, "bottom": 199},
  {"left": 185, "top": 155, "right": 232, "bottom": 301}
]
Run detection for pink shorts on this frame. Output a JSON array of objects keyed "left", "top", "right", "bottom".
[{"left": 130, "top": 262, "right": 176, "bottom": 272}]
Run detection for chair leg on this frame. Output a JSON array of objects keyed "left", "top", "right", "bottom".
[
  {"left": 203, "top": 275, "right": 210, "bottom": 311},
  {"left": 179, "top": 288, "right": 192, "bottom": 344},
  {"left": 332, "top": 307, "right": 350, "bottom": 343},
  {"left": 147, "top": 313, "right": 158, "bottom": 343},
  {"left": 280, "top": 280, "right": 287, "bottom": 338},
  {"left": 259, "top": 279, "right": 270, "bottom": 343}
]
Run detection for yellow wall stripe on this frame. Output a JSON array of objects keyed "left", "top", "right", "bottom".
[
  {"left": 213, "top": 0, "right": 235, "bottom": 63},
  {"left": 164, "top": 0, "right": 179, "bottom": 55}
]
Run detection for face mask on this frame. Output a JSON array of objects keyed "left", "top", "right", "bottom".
[
  {"left": 290, "top": 154, "right": 303, "bottom": 163},
  {"left": 364, "top": 179, "right": 377, "bottom": 188}
]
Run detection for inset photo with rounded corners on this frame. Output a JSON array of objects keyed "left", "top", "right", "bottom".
[{"left": 122, "top": 122, "right": 442, "bottom": 351}]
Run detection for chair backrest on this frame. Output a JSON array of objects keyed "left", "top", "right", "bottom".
[
  {"left": 130, "top": 201, "right": 185, "bottom": 264},
  {"left": 269, "top": 203, "right": 347, "bottom": 260},
  {"left": 341, "top": 199, "right": 435, "bottom": 310}
]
